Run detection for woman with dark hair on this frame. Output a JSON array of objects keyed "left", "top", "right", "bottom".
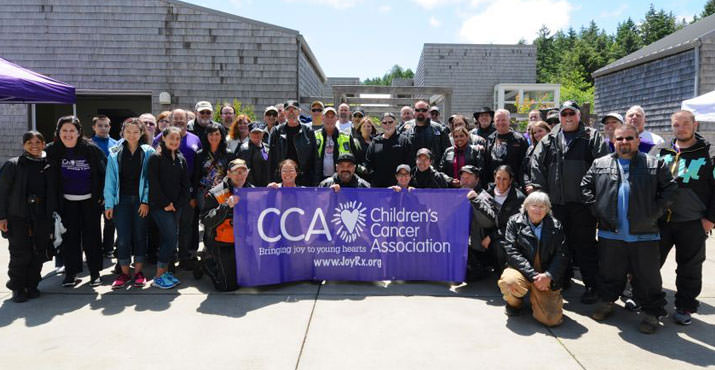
[
  {"left": 226, "top": 114, "right": 252, "bottom": 153},
  {"left": 45, "top": 116, "right": 107, "bottom": 287},
  {"left": 104, "top": 118, "right": 155, "bottom": 289},
  {"left": 193, "top": 123, "right": 236, "bottom": 211},
  {"left": 267, "top": 159, "right": 300, "bottom": 188},
  {"left": 482, "top": 165, "right": 525, "bottom": 272},
  {"left": 148, "top": 126, "right": 190, "bottom": 289},
  {"left": 0, "top": 131, "right": 56, "bottom": 302},
  {"left": 439, "top": 126, "right": 486, "bottom": 182}
]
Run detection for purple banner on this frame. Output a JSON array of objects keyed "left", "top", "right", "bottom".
[{"left": 233, "top": 188, "right": 470, "bottom": 286}]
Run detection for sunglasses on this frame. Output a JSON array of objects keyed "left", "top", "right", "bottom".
[
  {"left": 312, "top": 109, "right": 323, "bottom": 112},
  {"left": 199, "top": 110, "right": 212, "bottom": 115},
  {"left": 265, "top": 112, "right": 278, "bottom": 117},
  {"left": 415, "top": 108, "right": 428, "bottom": 113},
  {"left": 560, "top": 111, "right": 577, "bottom": 117},
  {"left": 382, "top": 120, "right": 395, "bottom": 125},
  {"left": 615, "top": 136, "right": 635, "bottom": 142}
]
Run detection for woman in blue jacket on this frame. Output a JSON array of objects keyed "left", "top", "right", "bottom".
[{"left": 103, "top": 118, "right": 155, "bottom": 289}]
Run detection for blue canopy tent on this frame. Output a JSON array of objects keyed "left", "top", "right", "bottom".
[{"left": 0, "top": 57, "right": 76, "bottom": 129}]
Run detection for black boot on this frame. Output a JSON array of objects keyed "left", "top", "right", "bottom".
[
  {"left": 11, "top": 289, "right": 28, "bottom": 303},
  {"left": 26, "top": 287, "right": 40, "bottom": 299}
]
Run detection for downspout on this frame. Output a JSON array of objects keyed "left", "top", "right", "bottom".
[
  {"left": 296, "top": 36, "right": 301, "bottom": 103},
  {"left": 694, "top": 40, "right": 701, "bottom": 97}
]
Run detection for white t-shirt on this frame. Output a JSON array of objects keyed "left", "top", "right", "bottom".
[
  {"left": 338, "top": 121, "right": 353, "bottom": 134},
  {"left": 323, "top": 135, "right": 335, "bottom": 176}
]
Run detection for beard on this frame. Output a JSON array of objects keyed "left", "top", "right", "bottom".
[{"left": 198, "top": 118, "right": 211, "bottom": 126}]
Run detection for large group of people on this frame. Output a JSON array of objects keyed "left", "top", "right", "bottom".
[{"left": 0, "top": 98, "right": 711, "bottom": 336}]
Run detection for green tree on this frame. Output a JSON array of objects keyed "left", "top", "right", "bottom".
[
  {"left": 701, "top": 0, "right": 715, "bottom": 18},
  {"left": 640, "top": 4, "right": 677, "bottom": 45},
  {"left": 613, "top": 17, "right": 643, "bottom": 58},
  {"left": 363, "top": 65, "right": 415, "bottom": 86},
  {"left": 213, "top": 98, "right": 256, "bottom": 122},
  {"left": 534, "top": 25, "right": 558, "bottom": 82}
]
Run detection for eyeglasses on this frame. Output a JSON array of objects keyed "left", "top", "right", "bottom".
[
  {"left": 615, "top": 136, "right": 635, "bottom": 142},
  {"left": 382, "top": 120, "right": 395, "bottom": 125},
  {"left": 415, "top": 108, "right": 428, "bottom": 113},
  {"left": 312, "top": 109, "right": 322, "bottom": 113},
  {"left": 560, "top": 111, "right": 576, "bottom": 117}
]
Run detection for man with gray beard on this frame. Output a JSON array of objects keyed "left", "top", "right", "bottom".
[{"left": 188, "top": 101, "right": 224, "bottom": 149}]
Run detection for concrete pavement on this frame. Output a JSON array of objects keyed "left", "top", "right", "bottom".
[{"left": 0, "top": 237, "right": 713, "bottom": 370}]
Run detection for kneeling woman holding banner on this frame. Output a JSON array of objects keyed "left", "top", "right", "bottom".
[
  {"left": 200, "top": 158, "right": 253, "bottom": 291},
  {"left": 497, "top": 191, "right": 569, "bottom": 327}
]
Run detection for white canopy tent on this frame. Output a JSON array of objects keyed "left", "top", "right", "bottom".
[{"left": 682, "top": 90, "right": 715, "bottom": 122}]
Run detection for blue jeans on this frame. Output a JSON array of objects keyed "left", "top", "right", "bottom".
[
  {"left": 151, "top": 207, "right": 182, "bottom": 269},
  {"left": 114, "top": 195, "right": 148, "bottom": 266}
]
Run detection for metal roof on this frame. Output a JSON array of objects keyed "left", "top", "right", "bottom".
[{"left": 592, "top": 13, "right": 715, "bottom": 78}]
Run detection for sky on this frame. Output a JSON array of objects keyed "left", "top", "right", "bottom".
[{"left": 187, "top": 0, "right": 707, "bottom": 80}]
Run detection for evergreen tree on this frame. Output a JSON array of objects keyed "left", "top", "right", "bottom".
[
  {"left": 702, "top": 0, "right": 715, "bottom": 18},
  {"left": 640, "top": 4, "right": 677, "bottom": 45},
  {"left": 613, "top": 17, "right": 643, "bottom": 58}
]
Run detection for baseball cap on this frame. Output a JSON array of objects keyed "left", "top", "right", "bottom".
[
  {"left": 284, "top": 100, "right": 300, "bottom": 109},
  {"left": 601, "top": 112, "right": 624, "bottom": 124},
  {"left": 429, "top": 106, "right": 440, "bottom": 113},
  {"left": 311, "top": 100, "right": 325, "bottom": 109},
  {"left": 459, "top": 165, "right": 480, "bottom": 176},
  {"left": 337, "top": 153, "right": 356, "bottom": 164},
  {"left": 559, "top": 100, "right": 580, "bottom": 113},
  {"left": 195, "top": 101, "right": 213, "bottom": 112},
  {"left": 264, "top": 106, "right": 278, "bottom": 114},
  {"left": 352, "top": 109, "right": 365, "bottom": 117},
  {"left": 416, "top": 148, "right": 433, "bottom": 159},
  {"left": 250, "top": 125, "right": 265, "bottom": 133},
  {"left": 323, "top": 107, "right": 337, "bottom": 115},
  {"left": 229, "top": 158, "right": 248, "bottom": 171},
  {"left": 395, "top": 164, "right": 411, "bottom": 174},
  {"left": 545, "top": 109, "right": 560, "bottom": 124}
]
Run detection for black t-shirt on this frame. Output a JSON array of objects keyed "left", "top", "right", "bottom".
[
  {"left": 563, "top": 130, "right": 579, "bottom": 145},
  {"left": 120, "top": 146, "right": 142, "bottom": 196},
  {"left": 285, "top": 124, "right": 300, "bottom": 162}
]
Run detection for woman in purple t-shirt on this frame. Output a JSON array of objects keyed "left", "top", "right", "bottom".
[{"left": 45, "top": 116, "right": 107, "bottom": 288}]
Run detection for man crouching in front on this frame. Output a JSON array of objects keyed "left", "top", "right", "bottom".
[{"left": 497, "top": 191, "right": 569, "bottom": 327}]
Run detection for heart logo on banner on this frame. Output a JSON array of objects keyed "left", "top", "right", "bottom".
[{"left": 340, "top": 209, "right": 360, "bottom": 234}]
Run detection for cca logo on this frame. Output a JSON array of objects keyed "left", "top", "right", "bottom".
[{"left": 257, "top": 207, "right": 332, "bottom": 242}]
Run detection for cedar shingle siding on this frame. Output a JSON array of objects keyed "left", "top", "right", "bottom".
[
  {"left": 415, "top": 44, "right": 536, "bottom": 117},
  {"left": 0, "top": 0, "right": 326, "bottom": 162},
  {"left": 594, "top": 50, "right": 696, "bottom": 130}
]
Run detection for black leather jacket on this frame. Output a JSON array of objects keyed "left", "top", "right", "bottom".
[
  {"left": 409, "top": 167, "right": 452, "bottom": 188},
  {"left": 268, "top": 122, "right": 319, "bottom": 186},
  {"left": 503, "top": 212, "right": 569, "bottom": 290},
  {"left": 581, "top": 152, "right": 678, "bottom": 234},
  {"left": 438, "top": 144, "right": 486, "bottom": 180},
  {"left": 531, "top": 124, "right": 609, "bottom": 205}
]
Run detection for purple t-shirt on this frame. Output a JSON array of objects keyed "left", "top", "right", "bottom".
[
  {"left": 153, "top": 131, "right": 202, "bottom": 177},
  {"left": 61, "top": 148, "right": 92, "bottom": 196}
]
